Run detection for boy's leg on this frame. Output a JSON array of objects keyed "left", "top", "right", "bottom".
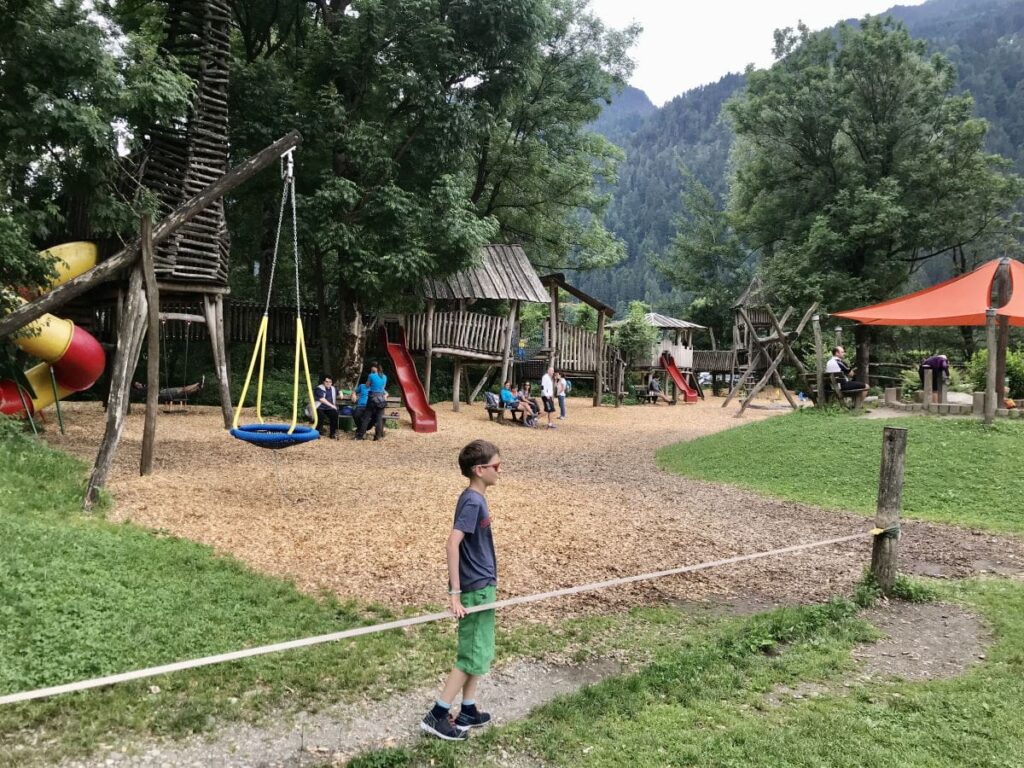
[{"left": 452, "top": 586, "right": 496, "bottom": 728}]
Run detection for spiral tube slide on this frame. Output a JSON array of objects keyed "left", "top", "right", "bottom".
[{"left": 0, "top": 242, "right": 107, "bottom": 416}]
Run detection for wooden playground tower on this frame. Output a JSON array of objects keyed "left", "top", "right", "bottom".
[
  {"left": 720, "top": 277, "right": 818, "bottom": 416},
  {"left": 397, "top": 245, "right": 623, "bottom": 410},
  {"left": 0, "top": 0, "right": 300, "bottom": 506}
]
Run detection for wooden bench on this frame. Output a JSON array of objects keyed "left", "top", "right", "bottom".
[
  {"left": 632, "top": 385, "right": 658, "bottom": 404},
  {"left": 486, "top": 405, "right": 523, "bottom": 424},
  {"left": 809, "top": 373, "right": 865, "bottom": 409}
]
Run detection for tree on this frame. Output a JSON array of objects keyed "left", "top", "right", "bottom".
[
  {"left": 655, "top": 168, "right": 751, "bottom": 346},
  {"left": 0, "top": 0, "right": 190, "bottom": 363},
  {"left": 726, "top": 16, "right": 1022, "bottom": 380},
  {"left": 226, "top": 0, "right": 635, "bottom": 381},
  {"left": 465, "top": 0, "right": 638, "bottom": 272},
  {"left": 610, "top": 300, "right": 656, "bottom": 369}
]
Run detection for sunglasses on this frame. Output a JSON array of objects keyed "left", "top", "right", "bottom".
[{"left": 476, "top": 461, "right": 502, "bottom": 472}]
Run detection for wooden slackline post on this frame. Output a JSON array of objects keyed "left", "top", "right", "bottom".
[
  {"left": 870, "top": 426, "right": 907, "bottom": 594},
  {"left": 985, "top": 308, "right": 998, "bottom": 425}
]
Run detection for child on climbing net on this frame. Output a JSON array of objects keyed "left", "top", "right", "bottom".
[{"left": 420, "top": 439, "right": 500, "bottom": 741}]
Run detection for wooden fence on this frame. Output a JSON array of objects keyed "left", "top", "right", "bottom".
[
  {"left": 404, "top": 311, "right": 509, "bottom": 358},
  {"left": 80, "top": 300, "right": 320, "bottom": 345}
]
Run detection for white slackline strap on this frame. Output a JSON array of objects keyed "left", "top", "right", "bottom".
[{"left": 0, "top": 531, "right": 870, "bottom": 706}]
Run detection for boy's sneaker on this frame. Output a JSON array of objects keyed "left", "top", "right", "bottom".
[
  {"left": 420, "top": 711, "right": 469, "bottom": 741},
  {"left": 454, "top": 709, "right": 492, "bottom": 729}
]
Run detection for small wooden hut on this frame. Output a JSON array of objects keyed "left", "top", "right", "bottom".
[{"left": 403, "top": 244, "right": 549, "bottom": 411}]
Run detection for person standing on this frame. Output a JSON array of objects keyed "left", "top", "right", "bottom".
[
  {"left": 555, "top": 372, "right": 567, "bottom": 419},
  {"left": 357, "top": 361, "right": 388, "bottom": 441},
  {"left": 420, "top": 439, "right": 501, "bottom": 741},
  {"left": 314, "top": 375, "right": 340, "bottom": 439},
  {"left": 540, "top": 366, "right": 557, "bottom": 429},
  {"left": 350, "top": 378, "right": 369, "bottom": 435},
  {"left": 919, "top": 354, "right": 950, "bottom": 404}
]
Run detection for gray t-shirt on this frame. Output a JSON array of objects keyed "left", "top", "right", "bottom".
[{"left": 453, "top": 488, "right": 497, "bottom": 592}]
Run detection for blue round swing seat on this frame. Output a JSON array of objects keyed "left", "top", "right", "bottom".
[{"left": 230, "top": 423, "right": 320, "bottom": 449}]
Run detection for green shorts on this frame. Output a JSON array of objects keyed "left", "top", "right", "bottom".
[{"left": 456, "top": 585, "right": 497, "bottom": 676}]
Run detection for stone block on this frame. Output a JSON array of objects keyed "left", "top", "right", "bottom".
[
  {"left": 973, "top": 392, "right": 985, "bottom": 415},
  {"left": 997, "top": 408, "right": 1009, "bottom": 418},
  {"left": 884, "top": 387, "right": 898, "bottom": 405}
]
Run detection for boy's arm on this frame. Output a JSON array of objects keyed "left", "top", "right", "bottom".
[{"left": 446, "top": 529, "right": 467, "bottom": 618}]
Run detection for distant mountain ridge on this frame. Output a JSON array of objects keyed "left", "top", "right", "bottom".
[{"left": 581, "top": 0, "right": 1024, "bottom": 314}]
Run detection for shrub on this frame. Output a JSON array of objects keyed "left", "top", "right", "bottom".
[{"left": 966, "top": 348, "right": 1024, "bottom": 398}]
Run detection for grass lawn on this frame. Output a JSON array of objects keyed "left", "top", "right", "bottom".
[
  {"left": 656, "top": 409, "right": 1024, "bottom": 534},
  {"left": 368, "top": 578, "right": 1024, "bottom": 768}
]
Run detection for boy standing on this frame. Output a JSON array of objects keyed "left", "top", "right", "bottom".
[{"left": 420, "top": 440, "right": 501, "bottom": 741}]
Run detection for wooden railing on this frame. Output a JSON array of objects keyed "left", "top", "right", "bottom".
[
  {"left": 556, "top": 321, "right": 599, "bottom": 372},
  {"left": 404, "top": 311, "right": 510, "bottom": 358},
  {"left": 646, "top": 339, "right": 694, "bottom": 369},
  {"left": 692, "top": 349, "right": 735, "bottom": 373}
]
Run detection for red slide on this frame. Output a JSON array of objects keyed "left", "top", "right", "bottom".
[
  {"left": 380, "top": 326, "right": 437, "bottom": 433},
  {"left": 659, "top": 352, "right": 700, "bottom": 403}
]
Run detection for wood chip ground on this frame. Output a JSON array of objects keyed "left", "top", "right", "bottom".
[{"left": 44, "top": 398, "right": 1024, "bottom": 623}]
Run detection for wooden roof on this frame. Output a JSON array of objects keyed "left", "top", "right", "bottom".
[
  {"left": 644, "top": 312, "right": 705, "bottom": 330},
  {"left": 422, "top": 244, "right": 548, "bottom": 304},
  {"left": 540, "top": 273, "right": 615, "bottom": 317}
]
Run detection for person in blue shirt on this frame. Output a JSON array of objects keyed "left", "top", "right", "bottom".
[
  {"left": 356, "top": 361, "right": 389, "bottom": 441},
  {"left": 350, "top": 379, "right": 369, "bottom": 433}
]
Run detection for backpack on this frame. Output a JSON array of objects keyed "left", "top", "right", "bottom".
[
  {"left": 484, "top": 391, "right": 500, "bottom": 408},
  {"left": 564, "top": 378, "right": 572, "bottom": 392}
]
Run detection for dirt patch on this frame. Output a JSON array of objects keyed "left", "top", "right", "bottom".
[
  {"left": 767, "top": 601, "right": 991, "bottom": 707},
  {"left": 854, "top": 601, "right": 991, "bottom": 681}
]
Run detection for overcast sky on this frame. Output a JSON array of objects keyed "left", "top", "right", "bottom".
[{"left": 589, "top": 0, "right": 928, "bottom": 105}]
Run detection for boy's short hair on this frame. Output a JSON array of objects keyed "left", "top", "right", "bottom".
[{"left": 459, "top": 440, "right": 499, "bottom": 478}]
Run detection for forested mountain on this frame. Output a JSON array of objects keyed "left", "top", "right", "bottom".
[{"left": 581, "top": 0, "right": 1024, "bottom": 315}]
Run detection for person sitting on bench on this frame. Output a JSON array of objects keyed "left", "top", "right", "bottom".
[
  {"left": 824, "top": 346, "right": 868, "bottom": 402},
  {"left": 647, "top": 375, "right": 672, "bottom": 404},
  {"left": 499, "top": 381, "right": 525, "bottom": 421},
  {"left": 130, "top": 376, "right": 204, "bottom": 403}
]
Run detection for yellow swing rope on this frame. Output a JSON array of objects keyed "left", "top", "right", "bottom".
[{"left": 231, "top": 149, "right": 317, "bottom": 434}]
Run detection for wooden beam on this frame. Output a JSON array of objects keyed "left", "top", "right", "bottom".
[
  {"left": 985, "top": 308, "right": 997, "bottom": 424},
  {"left": 158, "top": 312, "right": 206, "bottom": 324},
  {"left": 499, "top": 300, "right": 518, "bottom": 386},
  {"left": 85, "top": 264, "right": 148, "bottom": 509},
  {"left": 205, "top": 294, "right": 233, "bottom": 427},
  {"left": 593, "top": 310, "right": 606, "bottom": 407},
  {"left": 0, "top": 131, "right": 302, "bottom": 340},
  {"left": 156, "top": 282, "right": 231, "bottom": 296},
  {"left": 469, "top": 365, "right": 497, "bottom": 403},
  {"left": 424, "top": 299, "right": 435, "bottom": 401},
  {"left": 452, "top": 359, "right": 462, "bottom": 412},
  {"left": 140, "top": 216, "right": 160, "bottom": 476},
  {"left": 812, "top": 313, "right": 825, "bottom": 406},
  {"left": 430, "top": 347, "right": 502, "bottom": 362}
]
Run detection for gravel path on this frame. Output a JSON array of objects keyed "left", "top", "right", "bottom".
[{"left": 58, "top": 657, "right": 625, "bottom": 768}]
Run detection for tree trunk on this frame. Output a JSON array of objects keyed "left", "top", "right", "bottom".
[
  {"left": 335, "top": 280, "right": 365, "bottom": 386},
  {"left": 313, "top": 243, "right": 333, "bottom": 377},
  {"left": 959, "top": 326, "right": 975, "bottom": 360},
  {"left": 855, "top": 324, "right": 870, "bottom": 385}
]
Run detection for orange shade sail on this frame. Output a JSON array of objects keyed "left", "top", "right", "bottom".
[{"left": 833, "top": 258, "right": 1024, "bottom": 327}]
